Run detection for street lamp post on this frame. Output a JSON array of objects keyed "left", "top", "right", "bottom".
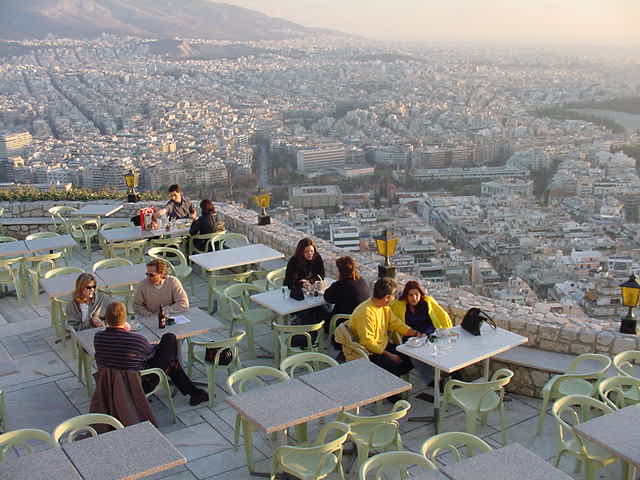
[
  {"left": 254, "top": 191, "right": 271, "bottom": 226},
  {"left": 375, "top": 228, "right": 398, "bottom": 279},
  {"left": 619, "top": 274, "right": 640, "bottom": 334},
  {"left": 124, "top": 169, "right": 140, "bottom": 203}
]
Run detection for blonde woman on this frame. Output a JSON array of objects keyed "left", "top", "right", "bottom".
[{"left": 65, "top": 273, "right": 110, "bottom": 331}]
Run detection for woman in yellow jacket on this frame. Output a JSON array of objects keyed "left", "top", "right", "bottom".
[{"left": 391, "top": 280, "right": 452, "bottom": 398}]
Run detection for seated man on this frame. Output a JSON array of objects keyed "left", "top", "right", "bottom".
[
  {"left": 94, "top": 301, "right": 208, "bottom": 405},
  {"left": 152, "top": 184, "right": 197, "bottom": 226},
  {"left": 347, "top": 277, "right": 421, "bottom": 377},
  {"left": 134, "top": 259, "right": 188, "bottom": 317}
]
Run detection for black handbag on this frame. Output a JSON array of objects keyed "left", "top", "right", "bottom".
[
  {"left": 461, "top": 307, "right": 496, "bottom": 336},
  {"left": 290, "top": 285, "right": 305, "bottom": 301},
  {"left": 205, "top": 347, "right": 233, "bottom": 365}
]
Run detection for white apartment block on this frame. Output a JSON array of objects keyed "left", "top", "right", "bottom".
[
  {"left": 330, "top": 225, "right": 360, "bottom": 252},
  {"left": 296, "top": 143, "right": 345, "bottom": 174}
]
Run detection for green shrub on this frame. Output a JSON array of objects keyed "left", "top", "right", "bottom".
[{"left": 0, "top": 186, "right": 164, "bottom": 202}]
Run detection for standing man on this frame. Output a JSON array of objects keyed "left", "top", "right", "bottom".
[
  {"left": 134, "top": 259, "right": 188, "bottom": 316},
  {"left": 153, "top": 184, "right": 197, "bottom": 225},
  {"left": 347, "top": 277, "right": 421, "bottom": 377}
]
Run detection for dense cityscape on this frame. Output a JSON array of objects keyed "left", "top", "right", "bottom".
[{"left": 1, "top": 32, "right": 640, "bottom": 326}]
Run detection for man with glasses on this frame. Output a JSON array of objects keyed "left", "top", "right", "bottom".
[{"left": 133, "top": 258, "right": 188, "bottom": 317}]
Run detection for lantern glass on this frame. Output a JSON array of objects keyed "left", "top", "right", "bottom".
[
  {"left": 124, "top": 170, "right": 139, "bottom": 188},
  {"left": 620, "top": 276, "right": 640, "bottom": 307}
]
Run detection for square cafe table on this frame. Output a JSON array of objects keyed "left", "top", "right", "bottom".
[
  {"left": 0, "top": 240, "right": 29, "bottom": 258},
  {"left": 72, "top": 203, "right": 123, "bottom": 218},
  {"left": 189, "top": 243, "right": 283, "bottom": 272},
  {"left": 41, "top": 272, "right": 83, "bottom": 298},
  {"left": 298, "top": 357, "right": 412, "bottom": 411},
  {"left": 250, "top": 278, "right": 335, "bottom": 316},
  {"left": 573, "top": 404, "right": 640, "bottom": 480},
  {"left": 441, "top": 442, "right": 573, "bottom": 480},
  {"left": 226, "top": 378, "right": 342, "bottom": 475},
  {"left": 62, "top": 421, "right": 186, "bottom": 480},
  {"left": 95, "top": 263, "right": 147, "bottom": 290},
  {"left": 397, "top": 324, "right": 527, "bottom": 431},
  {"left": 0, "top": 446, "right": 83, "bottom": 480},
  {"left": 137, "top": 306, "right": 225, "bottom": 340},
  {"left": 24, "top": 234, "right": 75, "bottom": 253},
  {"left": 100, "top": 224, "right": 191, "bottom": 244}
]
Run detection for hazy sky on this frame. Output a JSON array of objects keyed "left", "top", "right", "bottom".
[{"left": 224, "top": 0, "right": 640, "bottom": 46}]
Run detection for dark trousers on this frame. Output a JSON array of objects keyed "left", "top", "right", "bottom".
[
  {"left": 143, "top": 333, "right": 198, "bottom": 396},
  {"left": 370, "top": 343, "right": 413, "bottom": 377}
]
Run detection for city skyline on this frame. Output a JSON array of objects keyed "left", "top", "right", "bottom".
[{"left": 225, "top": 0, "right": 640, "bottom": 47}]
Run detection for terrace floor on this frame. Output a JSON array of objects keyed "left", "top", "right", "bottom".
[{"left": 0, "top": 248, "right": 625, "bottom": 479}]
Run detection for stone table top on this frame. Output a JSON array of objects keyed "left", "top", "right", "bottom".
[
  {"left": 226, "top": 378, "right": 342, "bottom": 434},
  {"left": 24, "top": 234, "right": 75, "bottom": 253},
  {"left": 137, "top": 307, "right": 225, "bottom": 340},
  {"left": 397, "top": 325, "right": 527, "bottom": 374},
  {"left": 298, "top": 357, "right": 412, "bottom": 410},
  {"left": 40, "top": 272, "right": 84, "bottom": 298},
  {"left": 72, "top": 204, "right": 123, "bottom": 217},
  {"left": 95, "top": 263, "right": 147, "bottom": 290},
  {"left": 250, "top": 279, "right": 334, "bottom": 316},
  {"left": 574, "top": 404, "right": 640, "bottom": 466},
  {"left": 0, "top": 240, "right": 29, "bottom": 258},
  {"left": 100, "top": 224, "right": 190, "bottom": 243},
  {"left": 189, "top": 243, "right": 283, "bottom": 272},
  {"left": 441, "top": 443, "right": 572, "bottom": 480},
  {"left": 0, "top": 447, "right": 83, "bottom": 480},
  {"left": 62, "top": 421, "right": 186, "bottom": 480}
]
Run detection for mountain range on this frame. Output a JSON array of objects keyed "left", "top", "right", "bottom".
[{"left": 0, "top": 0, "right": 336, "bottom": 41}]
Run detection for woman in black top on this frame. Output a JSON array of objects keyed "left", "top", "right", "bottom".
[
  {"left": 284, "top": 237, "right": 325, "bottom": 290},
  {"left": 189, "top": 199, "right": 225, "bottom": 252},
  {"left": 324, "top": 256, "right": 369, "bottom": 317}
]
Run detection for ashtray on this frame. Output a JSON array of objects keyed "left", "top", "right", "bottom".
[{"left": 406, "top": 337, "right": 426, "bottom": 348}]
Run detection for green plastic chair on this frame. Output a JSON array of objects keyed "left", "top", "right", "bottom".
[
  {"left": 223, "top": 283, "right": 276, "bottom": 359},
  {"left": 108, "top": 238, "right": 147, "bottom": 264},
  {"left": 0, "top": 256, "right": 25, "bottom": 304},
  {"left": 341, "top": 399, "right": 412, "bottom": 472},
  {"left": 334, "top": 322, "right": 370, "bottom": 361},
  {"left": 536, "top": 353, "right": 611, "bottom": 435},
  {"left": 48, "top": 206, "right": 77, "bottom": 234},
  {"left": 0, "top": 236, "right": 18, "bottom": 243},
  {"left": 99, "top": 221, "right": 131, "bottom": 256},
  {"left": 252, "top": 266, "right": 285, "bottom": 291},
  {"left": 326, "top": 314, "right": 351, "bottom": 353},
  {"left": 147, "top": 246, "right": 193, "bottom": 293},
  {"left": 273, "top": 320, "right": 325, "bottom": 366},
  {"left": 43, "top": 266, "right": 84, "bottom": 343},
  {"left": 271, "top": 421, "right": 351, "bottom": 480},
  {"left": 226, "top": 366, "right": 290, "bottom": 472},
  {"left": 359, "top": 451, "right": 436, "bottom": 480},
  {"left": 206, "top": 270, "right": 255, "bottom": 316},
  {"left": 187, "top": 330, "right": 245, "bottom": 407},
  {"left": 613, "top": 350, "right": 640, "bottom": 378},
  {"left": 440, "top": 368, "right": 513, "bottom": 445},
  {"left": 23, "top": 250, "right": 65, "bottom": 305},
  {"left": 598, "top": 375, "right": 640, "bottom": 410},
  {"left": 217, "top": 232, "right": 250, "bottom": 249},
  {"left": 25, "top": 232, "right": 59, "bottom": 241},
  {"left": 420, "top": 431, "right": 492, "bottom": 464},
  {"left": 52, "top": 413, "right": 124, "bottom": 443},
  {"left": 65, "top": 218, "right": 100, "bottom": 256},
  {"left": 552, "top": 394, "right": 621, "bottom": 480},
  {"left": 280, "top": 352, "right": 338, "bottom": 378},
  {"left": 140, "top": 367, "right": 176, "bottom": 424},
  {"left": 92, "top": 258, "right": 134, "bottom": 311},
  {"left": 188, "top": 231, "right": 226, "bottom": 256},
  {"left": 0, "top": 428, "right": 56, "bottom": 462}
]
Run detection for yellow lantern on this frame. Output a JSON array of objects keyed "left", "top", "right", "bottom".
[
  {"left": 254, "top": 192, "right": 271, "bottom": 226},
  {"left": 620, "top": 275, "right": 640, "bottom": 334},
  {"left": 123, "top": 169, "right": 140, "bottom": 202},
  {"left": 375, "top": 229, "right": 398, "bottom": 278}
]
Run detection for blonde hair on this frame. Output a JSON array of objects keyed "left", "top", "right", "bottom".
[
  {"left": 73, "top": 273, "right": 97, "bottom": 303},
  {"left": 105, "top": 301, "right": 127, "bottom": 327}
]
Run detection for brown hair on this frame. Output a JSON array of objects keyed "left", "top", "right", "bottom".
[
  {"left": 336, "top": 256, "right": 360, "bottom": 281},
  {"left": 73, "top": 273, "right": 97, "bottom": 303},
  {"left": 293, "top": 237, "right": 319, "bottom": 264},
  {"left": 168, "top": 184, "right": 181, "bottom": 193},
  {"left": 200, "top": 199, "right": 216, "bottom": 214},
  {"left": 373, "top": 277, "right": 397, "bottom": 299},
  {"left": 399, "top": 280, "right": 427, "bottom": 302},
  {"left": 105, "top": 301, "right": 127, "bottom": 327},
  {"left": 147, "top": 258, "right": 169, "bottom": 278}
]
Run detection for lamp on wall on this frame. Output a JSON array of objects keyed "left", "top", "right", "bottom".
[
  {"left": 620, "top": 274, "right": 640, "bottom": 334},
  {"left": 254, "top": 191, "right": 271, "bottom": 226},
  {"left": 123, "top": 169, "right": 140, "bottom": 203},
  {"left": 375, "top": 228, "right": 398, "bottom": 278}
]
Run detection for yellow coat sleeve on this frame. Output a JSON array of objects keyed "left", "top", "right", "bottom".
[{"left": 425, "top": 296, "right": 452, "bottom": 328}]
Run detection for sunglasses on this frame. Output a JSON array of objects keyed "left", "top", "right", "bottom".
[
  {"left": 85, "top": 285, "right": 96, "bottom": 290},
  {"left": 146, "top": 272, "right": 159, "bottom": 277}
]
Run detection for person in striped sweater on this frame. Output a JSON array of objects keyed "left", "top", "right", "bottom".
[{"left": 94, "top": 301, "right": 208, "bottom": 406}]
